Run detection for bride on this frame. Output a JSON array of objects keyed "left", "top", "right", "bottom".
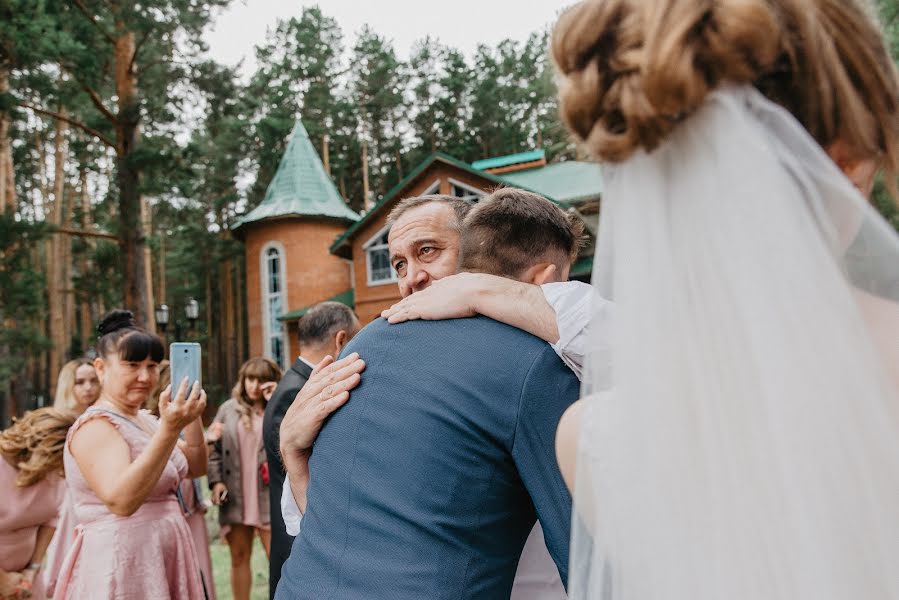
[{"left": 551, "top": 0, "right": 899, "bottom": 598}]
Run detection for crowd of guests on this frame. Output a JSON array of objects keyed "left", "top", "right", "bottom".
[{"left": 0, "top": 300, "right": 361, "bottom": 600}]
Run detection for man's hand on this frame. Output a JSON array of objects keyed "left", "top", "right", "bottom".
[
  {"left": 279, "top": 353, "right": 365, "bottom": 514},
  {"left": 381, "top": 272, "right": 486, "bottom": 324},
  {"left": 279, "top": 353, "right": 366, "bottom": 460}
]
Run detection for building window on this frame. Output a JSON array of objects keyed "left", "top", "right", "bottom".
[
  {"left": 364, "top": 227, "right": 397, "bottom": 286},
  {"left": 261, "top": 244, "right": 288, "bottom": 369},
  {"left": 449, "top": 178, "right": 486, "bottom": 202}
]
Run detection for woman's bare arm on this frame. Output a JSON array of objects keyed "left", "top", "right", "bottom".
[{"left": 72, "top": 380, "right": 206, "bottom": 516}]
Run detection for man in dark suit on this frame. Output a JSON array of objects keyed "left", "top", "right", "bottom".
[
  {"left": 262, "top": 301, "right": 360, "bottom": 597},
  {"left": 276, "top": 190, "right": 583, "bottom": 599}
]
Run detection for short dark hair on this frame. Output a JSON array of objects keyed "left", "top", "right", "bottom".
[
  {"left": 297, "top": 302, "right": 358, "bottom": 348},
  {"left": 459, "top": 188, "right": 585, "bottom": 278},
  {"left": 386, "top": 194, "right": 472, "bottom": 229}
]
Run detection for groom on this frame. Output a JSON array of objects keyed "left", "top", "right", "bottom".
[{"left": 275, "top": 190, "right": 581, "bottom": 599}]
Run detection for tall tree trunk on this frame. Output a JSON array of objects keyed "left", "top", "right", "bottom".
[
  {"left": 141, "top": 197, "right": 155, "bottom": 329},
  {"left": 47, "top": 114, "right": 69, "bottom": 397},
  {"left": 78, "top": 164, "right": 94, "bottom": 347},
  {"left": 0, "top": 65, "right": 15, "bottom": 214},
  {"left": 63, "top": 184, "right": 76, "bottom": 354},
  {"left": 114, "top": 28, "right": 152, "bottom": 328},
  {"left": 204, "top": 263, "right": 214, "bottom": 381},
  {"left": 220, "top": 247, "right": 237, "bottom": 387}
]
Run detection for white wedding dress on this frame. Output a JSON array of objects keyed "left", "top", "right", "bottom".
[{"left": 570, "top": 86, "right": 899, "bottom": 600}]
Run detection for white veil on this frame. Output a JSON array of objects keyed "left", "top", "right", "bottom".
[{"left": 571, "top": 85, "right": 899, "bottom": 599}]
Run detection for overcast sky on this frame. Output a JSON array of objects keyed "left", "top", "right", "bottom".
[{"left": 204, "top": 0, "right": 574, "bottom": 76}]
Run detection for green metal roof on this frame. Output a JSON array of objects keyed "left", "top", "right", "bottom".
[
  {"left": 278, "top": 288, "right": 355, "bottom": 322},
  {"left": 328, "top": 152, "right": 570, "bottom": 258},
  {"left": 471, "top": 149, "right": 546, "bottom": 171},
  {"left": 236, "top": 121, "right": 359, "bottom": 229},
  {"left": 496, "top": 161, "right": 603, "bottom": 204}
]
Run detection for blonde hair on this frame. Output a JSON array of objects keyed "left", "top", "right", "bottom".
[
  {"left": 551, "top": 0, "right": 899, "bottom": 186},
  {"left": 0, "top": 408, "right": 75, "bottom": 487},
  {"left": 53, "top": 359, "right": 96, "bottom": 413},
  {"left": 231, "top": 357, "right": 282, "bottom": 429}
]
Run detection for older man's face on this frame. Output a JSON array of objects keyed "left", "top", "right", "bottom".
[{"left": 388, "top": 203, "right": 461, "bottom": 297}]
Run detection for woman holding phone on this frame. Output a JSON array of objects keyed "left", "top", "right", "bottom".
[
  {"left": 53, "top": 310, "right": 208, "bottom": 599},
  {"left": 208, "top": 357, "right": 281, "bottom": 600}
]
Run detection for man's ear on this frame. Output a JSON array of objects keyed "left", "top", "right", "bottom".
[
  {"left": 334, "top": 330, "right": 349, "bottom": 354},
  {"left": 528, "top": 262, "right": 559, "bottom": 286}
]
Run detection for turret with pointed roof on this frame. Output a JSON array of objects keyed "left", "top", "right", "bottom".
[
  {"left": 235, "top": 120, "right": 358, "bottom": 231},
  {"left": 237, "top": 119, "right": 358, "bottom": 370}
]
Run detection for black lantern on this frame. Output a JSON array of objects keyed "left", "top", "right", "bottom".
[{"left": 155, "top": 304, "right": 170, "bottom": 333}]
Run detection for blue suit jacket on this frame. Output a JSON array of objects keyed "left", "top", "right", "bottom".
[{"left": 276, "top": 317, "right": 580, "bottom": 599}]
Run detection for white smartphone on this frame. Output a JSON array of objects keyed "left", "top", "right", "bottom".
[{"left": 170, "top": 342, "right": 202, "bottom": 392}]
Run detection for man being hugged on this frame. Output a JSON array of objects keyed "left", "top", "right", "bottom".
[{"left": 276, "top": 189, "right": 583, "bottom": 599}]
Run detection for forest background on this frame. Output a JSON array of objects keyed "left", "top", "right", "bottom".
[{"left": 1, "top": 0, "right": 898, "bottom": 426}]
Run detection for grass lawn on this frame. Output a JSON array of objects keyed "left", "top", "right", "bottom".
[
  {"left": 209, "top": 537, "right": 270, "bottom": 600},
  {"left": 204, "top": 487, "right": 270, "bottom": 600}
]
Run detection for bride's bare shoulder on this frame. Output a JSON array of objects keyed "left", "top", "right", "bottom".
[{"left": 555, "top": 399, "right": 586, "bottom": 493}]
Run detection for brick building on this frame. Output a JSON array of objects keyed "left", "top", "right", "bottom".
[
  {"left": 233, "top": 122, "right": 358, "bottom": 368},
  {"left": 237, "top": 120, "right": 603, "bottom": 369}
]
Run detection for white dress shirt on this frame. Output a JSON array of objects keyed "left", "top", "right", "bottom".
[
  {"left": 281, "top": 284, "right": 609, "bottom": 598},
  {"left": 541, "top": 280, "right": 611, "bottom": 382}
]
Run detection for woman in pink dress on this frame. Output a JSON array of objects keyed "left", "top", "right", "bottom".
[
  {"left": 53, "top": 310, "right": 208, "bottom": 599},
  {"left": 208, "top": 357, "right": 281, "bottom": 600},
  {"left": 43, "top": 359, "right": 101, "bottom": 597},
  {"left": 0, "top": 408, "right": 72, "bottom": 600}
]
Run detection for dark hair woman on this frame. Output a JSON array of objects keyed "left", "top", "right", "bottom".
[
  {"left": 53, "top": 309, "right": 209, "bottom": 599},
  {"left": 208, "top": 357, "right": 281, "bottom": 600}
]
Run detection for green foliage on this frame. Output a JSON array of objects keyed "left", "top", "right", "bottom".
[{"left": 0, "top": 215, "right": 50, "bottom": 391}]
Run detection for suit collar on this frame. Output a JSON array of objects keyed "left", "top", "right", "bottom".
[{"left": 291, "top": 357, "right": 314, "bottom": 379}]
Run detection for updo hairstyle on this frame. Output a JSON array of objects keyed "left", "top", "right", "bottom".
[
  {"left": 551, "top": 0, "right": 899, "bottom": 185},
  {"left": 96, "top": 309, "right": 165, "bottom": 364}
]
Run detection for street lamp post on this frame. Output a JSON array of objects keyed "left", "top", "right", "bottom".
[
  {"left": 186, "top": 298, "right": 199, "bottom": 329},
  {"left": 155, "top": 304, "right": 170, "bottom": 334}
]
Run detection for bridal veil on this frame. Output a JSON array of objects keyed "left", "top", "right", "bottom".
[{"left": 571, "top": 85, "right": 899, "bottom": 599}]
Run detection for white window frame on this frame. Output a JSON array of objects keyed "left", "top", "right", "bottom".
[
  {"left": 364, "top": 224, "right": 397, "bottom": 287},
  {"left": 448, "top": 177, "right": 486, "bottom": 202},
  {"left": 420, "top": 180, "right": 440, "bottom": 196},
  {"left": 260, "top": 241, "right": 289, "bottom": 370}
]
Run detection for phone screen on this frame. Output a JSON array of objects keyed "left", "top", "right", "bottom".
[{"left": 170, "top": 343, "right": 202, "bottom": 391}]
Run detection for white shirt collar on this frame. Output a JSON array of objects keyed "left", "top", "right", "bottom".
[{"left": 297, "top": 356, "right": 317, "bottom": 370}]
